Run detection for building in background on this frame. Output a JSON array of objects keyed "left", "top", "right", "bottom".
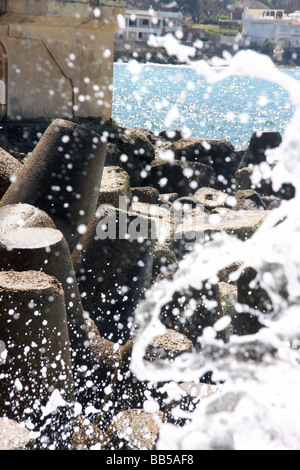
[
  {"left": 242, "top": 7, "right": 300, "bottom": 49},
  {"left": 116, "top": 9, "right": 183, "bottom": 41},
  {"left": 229, "top": 1, "right": 269, "bottom": 21}
]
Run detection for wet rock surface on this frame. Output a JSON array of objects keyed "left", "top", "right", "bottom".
[{"left": 0, "top": 118, "right": 291, "bottom": 450}]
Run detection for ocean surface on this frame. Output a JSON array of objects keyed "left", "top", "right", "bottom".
[{"left": 112, "top": 62, "right": 300, "bottom": 150}]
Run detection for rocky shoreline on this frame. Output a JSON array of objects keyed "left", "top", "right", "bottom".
[{"left": 0, "top": 116, "right": 294, "bottom": 450}]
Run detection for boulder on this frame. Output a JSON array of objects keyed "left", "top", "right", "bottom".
[
  {"left": 159, "top": 193, "right": 179, "bottom": 206},
  {"left": 235, "top": 166, "right": 254, "bottom": 191},
  {"left": 104, "top": 409, "right": 163, "bottom": 450},
  {"left": 174, "top": 208, "right": 269, "bottom": 258},
  {"left": 98, "top": 166, "right": 132, "bottom": 211},
  {"left": 215, "top": 282, "right": 237, "bottom": 341},
  {"left": 131, "top": 186, "right": 160, "bottom": 205},
  {"left": 217, "top": 261, "right": 243, "bottom": 284},
  {"left": 172, "top": 138, "right": 238, "bottom": 187},
  {"left": 233, "top": 189, "right": 266, "bottom": 211},
  {"left": 261, "top": 195, "right": 282, "bottom": 210},
  {"left": 148, "top": 160, "right": 217, "bottom": 197},
  {"left": 71, "top": 415, "right": 107, "bottom": 451},
  {"left": 105, "top": 127, "right": 155, "bottom": 187},
  {"left": 159, "top": 129, "right": 183, "bottom": 142},
  {"left": 98, "top": 329, "right": 194, "bottom": 428},
  {"left": 236, "top": 266, "right": 273, "bottom": 335},
  {"left": 193, "top": 187, "right": 229, "bottom": 211},
  {"left": 0, "top": 148, "right": 22, "bottom": 200},
  {"left": 170, "top": 196, "right": 199, "bottom": 210},
  {"left": 0, "top": 417, "right": 31, "bottom": 450},
  {"left": 152, "top": 242, "right": 178, "bottom": 282},
  {"left": 145, "top": 329, "right": 194, "bottom": 361},
  {"left": 85, "top": 316, "right": 122, "bottom": 402},
  {"left": 237, "top": 131, "right": 282, "bottom": 170},
  {"left": 131, "top": 200, "right": 175, "bottom": 245},
  {"left": 235, "top": 165, "right": 295, "bottom": 200}
]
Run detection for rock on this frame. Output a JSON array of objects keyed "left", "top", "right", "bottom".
[
  {"left": 217, "top": 262, "right": 243, "bottom": 284},
  {"left": 0, "top": 270, "right": 74, "bottom": 423},
  {"left": 104, "top": 409, "right": 163, "bottom": 450},
  {"left": 131, "top": 201, "right": 175, "bottom": 245},
  {"left": 131, "top": 186, "right": 160, "bottom": 204},
  {"left": 72, "top": 205, "right": 155, "bottom": 344},
  {"left": 235, "top": 166, "right": 254, "bottom": 190},
  {"left": 215, "top": 282, "right": 237, "bottom": 341},
  {"left": 261, "top": 195, "right": 282, "bottom": 210},
  {"left": 148, "top": 160, "right": 217, "bottom": 197},
  {"left": 170, "top": 196, "right": 199, "bottom": 210},
  {"left": 233, "top": 189, "right": 266, "bottom": 211},
  {"left": 104, "top": 142, "right": 122, "bottom": 167},
  {"left": 0, "top": 417, "right": 31, "bottom": 450},
  {"left": 152, "top": 242, "right": 178, "bottom": 282},
  {"left": 159, "top": 193, "right": 179, "bottom": 206},
  {"left": 235, "top": 142, "right": 295, "bottom": 200},
  {"left": 0, "top": 148, "right": 22, "bottom": 200},
  {"left": 172, "top": 138, "right": 238, "bottom": 187},
  {"left": 158, "top": 281, "right": 220, "bottom": 347},
  {"left": 159, "top": 129, "right": 183, "bottom": 142},
  {"left": 98, "top": 329, "right": 194, "bottom": 429},
  {"left": 145, "top": 329, "right": 193, "bottom": 362},
  {"left": 105, "top": 127, "right": 155, "bottom": 187},
  {"left": 193, "top": 187, "right": 229, "bottom": 211},
  {"left": 98, "top": 166, "right": 132, "bottom": 211},
  {"left": 0, "top": 119, "right": 107, "bottom": 251},
  {"left": 85, "top": 316, "right": 122, "bottom": 402},
  {"left": 174, "top": 208, "right": 269, "bottom": 258},
  {"left": 237, "top": 131, "right": 282, "bottom": 170},
  {"left": 71, "top": 415, "right": 107, "bottom": 451},
  {"left": 236, "top": 266, "right": 273, "bottom": 335},
  {"left": 163, "top": 382, "right": 221, "bottom": 425}
]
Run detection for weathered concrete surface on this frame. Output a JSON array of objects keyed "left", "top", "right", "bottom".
[
  {"left": 0, "top": 119, "right": 106, "bottom": 250},
  {"left": 98, "top": 166, "right": 132, "bottom": 211},
  {"left": 0, "top": 417, "right": 31, "bottom": 450},
  {"left": 72, "top": 204, "right": 155, "bottom": 343},
  {"left": 0, "top": 148, "right": 22, "bottom": 199},
  {"left": 0, "top": 270, "right": 74, "bottom": 422},
  {"left": 104, "top": 409, "right": 163, "bottom": 450},
  {"left": 0, "top": 203, "right": 56, "bottom": 235},
  {"left": 131, "top": 200, "right": 175, "bottom": 245},
  {"left": 0, "top": 1, "right": 125, "bottom": 120},
  {"left": 175, "top": 208, "right": 269, "bottom": 248}
]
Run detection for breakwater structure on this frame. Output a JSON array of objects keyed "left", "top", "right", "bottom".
[{"left": 0, "top": 1, "right": 298, "bottom": 452}]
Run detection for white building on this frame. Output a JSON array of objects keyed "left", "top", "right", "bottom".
[
  {"left": 116, "top": 9, "right": 183, "bottom": 41},
  {"left": 242, "top": 8, "right": 300, "bottom": 48}
]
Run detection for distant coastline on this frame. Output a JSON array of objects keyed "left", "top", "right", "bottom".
[{"left": 113, "top": 41, "right": 299, "bottom": 68}]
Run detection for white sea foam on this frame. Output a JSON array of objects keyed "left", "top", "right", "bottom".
[{"left": 129, "top": 45, "right": 300, "bottom": 450}]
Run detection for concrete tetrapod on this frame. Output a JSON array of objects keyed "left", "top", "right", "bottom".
[
  {"left": 72, "top": 205, "right": 155, "bottom": 344},
  {"left": 0, "top": 119, "right": 107, "bottom": 251},
  {"left": 0, "top": 203, "right": 56, "bottom": 235},
  {"left": 0, "top": 270, "right": 74, "bottom": 423},
  {"left": 0, "top": 227, "right": 91, "bottom": 400}
]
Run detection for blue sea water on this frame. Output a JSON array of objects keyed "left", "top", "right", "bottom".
[{"left": 112, "top": 62, "right": 300, "bottom": 150}]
